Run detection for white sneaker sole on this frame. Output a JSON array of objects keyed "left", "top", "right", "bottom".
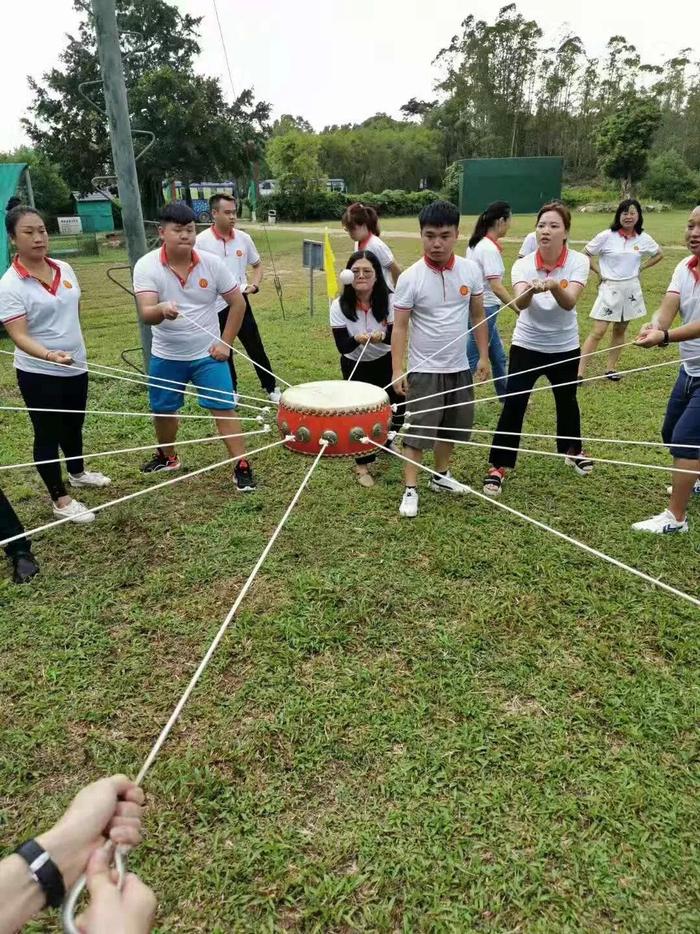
[
  {"left": 482, "top": 485, "right": 502, "bottom": 497},
  {"left": 52, "top": 508, "right": 96, "bottom": 524},
  {"left": 632, "top": 524, "right": 688, "bottom": 534},
  {"left": 68, "top": 476, "right": 112, "bottom": 488},
  {"left": 429, "top": 481, "right": 466, "bottom": 495},
  {"left": 399, "top": 508, "right": 418, "bottom": 518}
]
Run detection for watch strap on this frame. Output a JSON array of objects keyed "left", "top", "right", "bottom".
[{"left": 15, "top": 839, "right": 66, "bottom": 908}]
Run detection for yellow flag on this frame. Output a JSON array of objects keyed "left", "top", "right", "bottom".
[{"left": 324, "top": 229, "right": 338, "bottom": 302}]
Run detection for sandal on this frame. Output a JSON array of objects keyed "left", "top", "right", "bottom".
[
  {"left": 354, "top": 467, "right": 375, "bottom": 488},
  {"left": 564, "top": 452, "right": 594, "bottom": 476},
  {"left": 483, "top": 467, "right": 505, "bottom": 496},
  {"left": 605, "top": 371, "right": 622, "bottom": 382}
]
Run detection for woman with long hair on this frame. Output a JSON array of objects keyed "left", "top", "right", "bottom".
[
  {"left": 466, "top": 201, "right": 512, "bottom": 399},
  {"left": 578, "top": 198, "right": 663, "bottom": 380},
  {"left": 0, "top": 207, "right": 111, "bottom": 524},
  {"left": 329, "top": 249, "right": 403, "bottom": 487},
  {"left": 483, "top": 202, "right": 593, "bottom": 496},
  {"left": 341, "top": 202, "right": 401, "bottom": 291}
]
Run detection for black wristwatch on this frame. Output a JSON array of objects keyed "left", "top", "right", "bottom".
[
  {"left": 250, "top": 284, "right": 259, "bottom": 294},
  {"left": 14, "top": 839, "right": 66, "bottom": 908},
  {"left": 660, "top": 329, "right": 670, "bottom": 347}
]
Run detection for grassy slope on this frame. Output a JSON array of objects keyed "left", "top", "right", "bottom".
[{"left": 0, "top": 219, "right": 698, "bottom": 932}]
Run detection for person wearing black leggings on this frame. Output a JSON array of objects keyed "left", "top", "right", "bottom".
[
  {"left": 330, "top": 249, "right": 404, "bottom": 487},
  {"left": 0, "top": 207, "right": 112, "bottom": 524},
  {"left": 483, "top": 202, "right": 594, "bottom": 496},
  {"left": 0, "top": 487, "right": 39, "bottom": 583}
]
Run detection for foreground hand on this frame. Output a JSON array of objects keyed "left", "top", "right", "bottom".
[
  {"left": 46, "top": 350, "right": 74, "bottom": 366},
  {"left": 157, "top": 301, "right": 179, "bottom": 321},
  {"left": 209, "top": 341, "right": 230, "bottom": 361},
  {"left": 76, "top": 846, "right": 156, "bottom": 934},
  {"left": 391, "top": 372, "right": 407, "bottom": 396},
  {"left": 529, "top": 278, "right": 547, "bottom": 293},
  {"left": 38, "top": 775, "right": 145, "bottom": 888},
  {"left": 635, "top": 327, "right": 665, "bottom": 348},
  {"left": 370, "top": 331, "right": 384, "bottom": 343},
  {"left": 475, "top": 358, "right": 490, "bottom": 383},
  {"left": 356, "top": 333, "right": 370, "bottom": 344},
  {"left": 542, "top": 277, "right": 559, "bottom": 291}
]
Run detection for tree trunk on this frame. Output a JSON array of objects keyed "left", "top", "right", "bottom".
[{"left": 620, "top": 175, "right": 633, "bottom": 198}]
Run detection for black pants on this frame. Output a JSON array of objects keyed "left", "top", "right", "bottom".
[
  {"left": 16, "top": 369, "right": 88, "bottom": 500},
  {"left": 489, "top": 344, "right": 582, "bottom": 469},
  {"left": 218, "top": 295, "right": 276, "bottom": 394},
  {"left": 0, "top": 487, "right": 30, "bottom": 558},
  {"left": 340, "top": 352, "right": 405, "bottom": 465}
]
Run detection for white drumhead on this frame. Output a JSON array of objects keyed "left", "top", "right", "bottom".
[{"left": 280, "top": 380, "right": 389, "bottom": 413}]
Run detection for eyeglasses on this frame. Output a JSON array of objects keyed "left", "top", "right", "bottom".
[{"left": 351, "top": 269, "right": 375, "bottom": 278}]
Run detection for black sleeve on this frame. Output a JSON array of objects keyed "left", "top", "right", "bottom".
[
  {"left": 383, "top": 323, "right": 393, "bottom": 345},
  {"left": 332, "top": 327, "right": 357, "bottom": 355}
]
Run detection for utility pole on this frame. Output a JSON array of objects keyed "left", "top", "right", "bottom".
[{"left": 91, "top": 0, "right": 151, "bottom": 366}]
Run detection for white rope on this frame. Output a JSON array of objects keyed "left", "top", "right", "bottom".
[
  {"left": 0, "top": 348, "right": 271, "bottom": 407},
  {"left": 1, "top": 349, "right": 268, "bottom": 414},
  {"left": 347, "top": 339, "right": 374, "bottom": 381},
  {"left": 0, "top": 427, "right": 270, "bottom": 472},
  {"left": 365, "top": 439, "right": 700, "bottom": 610},
  {"left": 408, "top": 423, "right": 700, "bottom": 453},
  {"left": 135, "top": 439, "right": 328, "bottom": 785},
  {"left": 407, "top": 352, "right": 700, "bottom": 419},
  {"left": 0, "top": 436, "right": 288, "bottom": 549},
  {"left": 180, "top": 311, "right": 292, "bottom": 388},
  {"left": 383, "top": 285, "right": 534, "bottom": 390},
  {"left": 402, "top": 337, "right": 641, "bottom": 410},
  {"left": 399, "top": 431, "right": 700, "bottom": 476},
  {"left": 0, "top": 404, "right": 265, "bottom": 422}
]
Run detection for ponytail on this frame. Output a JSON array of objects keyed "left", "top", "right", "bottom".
[
  {"left": 341, "top": 202, "right": 381, "bottom": 236},
  {"left": 468, "top": 200, "right": 511, "bottom": 249}
]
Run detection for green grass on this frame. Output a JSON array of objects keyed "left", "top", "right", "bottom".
[{"left": 1, "top": 227, "right": 699, "bottom": 932}]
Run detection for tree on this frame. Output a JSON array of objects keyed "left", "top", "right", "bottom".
[
  {"left": 644, "top": 149, "right": 699, "bottom": 204},
  {"left": 0, "top": 147, "right": 72, "bottom": 223},
  {"left": 270, "top": 114, "right": 314, "bottom": 136},
  {"left": 596, "top": 96, "right": 661, "bottom": 196},
  {"left": 266, "top": 132, "right": 324, "bottom": 194}
]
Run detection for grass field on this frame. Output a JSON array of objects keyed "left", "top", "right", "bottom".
[{"left": 1, "top": 218, "right": 699, "bottom": 932}]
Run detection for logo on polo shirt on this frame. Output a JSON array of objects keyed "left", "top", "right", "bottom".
[
  {"left": 459, "top": 285, "right": 470, "bottom": 296},
  {"left": 236, "top": 249, "right": 243, "bottom": 257},
  {"left": 199, "top": 278, "right": 209, "bottom": 288},
  {"left": 633, "top": 245, "right": 640, "bottom": 251},
  {"left": 64, "top": 280, "right": 73, "bottom": 289}
]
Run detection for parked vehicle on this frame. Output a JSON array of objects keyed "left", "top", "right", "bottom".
[{"left": 162, "top": 180, "right": 238, "bottom": 222}]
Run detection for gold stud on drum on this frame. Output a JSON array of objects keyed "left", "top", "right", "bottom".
[
  {"left": 295, "top": 426, "right": 312, "bottom": 443},
  {"left": 371, "top": 422, "right": 384, "bottom": 439},
  {"left": 349, "top": 427, "right": 366, "bottom": 442},
  {"left": 321, "top": 430, "right": 338, "bottom": 445}
]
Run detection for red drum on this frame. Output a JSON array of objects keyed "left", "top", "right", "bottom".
[{"left": 277, "top": 380, "right": 392, "bottom": 457}]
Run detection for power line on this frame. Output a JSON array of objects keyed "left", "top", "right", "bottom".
[{"left": 212, "top": 0, "right": 236, "bottom": 100}]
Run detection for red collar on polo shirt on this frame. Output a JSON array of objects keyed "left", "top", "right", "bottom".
[
  {"left": 424, "top": 253, "right": 456, "bottom": 272},
  {"left": 160, "top": 244, "right": 200, "bottom": 286},
  {"left": 211, "top": 224, "right": 235, "bottom": 242},
  {"left": 617, "top": 228, "right": 636, "bottom": 239},
  {"left": 485, "top": 234, "right": 503, "bottom": 252},
  {"left": 535, "top": 246, "right": 568, "bottom": 273},
  {"left": 356, "top": 301, "right": 371, "bottom": 312},
  {"left": 688, "top": 255, "right": 700, "bottom": 283},
  {"left": 358, "top": 235, "right": 372, "bottom": 250},
  {"left": 13, "top": 254, "right": 62, "bottom": 295}
]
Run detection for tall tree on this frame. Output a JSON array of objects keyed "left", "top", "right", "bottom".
[{"left": 596, "top": 96, "right": 661, "bottom": 196}]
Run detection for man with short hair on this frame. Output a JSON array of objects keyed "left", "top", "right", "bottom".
[
  {"left": 196, "top": 194, "right": 281, "bottom": 403},
  {"left": 632, "top": 205, "right": 700, "bottom": 532},
  {"left": 391, "top": 200, "right": 490, "bottom": 518},
  {"left": 133, "top": 203, "right": 256, "bottom": 492}
]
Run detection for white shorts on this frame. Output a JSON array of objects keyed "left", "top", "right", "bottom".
[{"left": 590, "top": 278, "right": 646, "bottom": 322}]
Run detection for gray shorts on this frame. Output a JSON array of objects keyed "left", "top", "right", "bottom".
[{"left": 403, "top": 370, "right": 474, "bottom": 450}]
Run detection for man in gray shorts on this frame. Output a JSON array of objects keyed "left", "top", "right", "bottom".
[{"left": 391, "top": 201, "right": 490, "bottom": 517}]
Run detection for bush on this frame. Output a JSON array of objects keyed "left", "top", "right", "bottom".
[
  {"left": 561, "top": 185, "right": 619, "bottom": 208},
  {"left": 258, "top": 188, "right": 442, "bottom": 222},
  {"left": 441, "top": 162, "right": 461, "bottom": 203},
  {"left": 643, "top": 150, "right": 699, "bottom": 205}
]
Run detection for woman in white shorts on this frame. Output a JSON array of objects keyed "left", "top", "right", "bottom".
[{"left": 578, "top": 199, "right": 663, "bottom": 380}]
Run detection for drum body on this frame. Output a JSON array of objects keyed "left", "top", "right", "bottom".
[{"left": 278, "top": 380, "right": 392, "bottom": 457}]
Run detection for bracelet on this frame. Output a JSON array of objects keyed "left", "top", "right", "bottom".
[
  {"left": 660, "top": 329, "right": 670, "bottom": 348},
  {"left": 14, "top": 839, "right": 66, "bottom": 908}
]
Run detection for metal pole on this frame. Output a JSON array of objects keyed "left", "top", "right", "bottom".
[
  {"left": 23, "top": 169, "right": 35, "bottom": 208},
  {"left": 91, "top": 0, "right": 151, "bottom": 367},
  {"left": 309, "top": 267, "right": 314, "bottom": 317}
]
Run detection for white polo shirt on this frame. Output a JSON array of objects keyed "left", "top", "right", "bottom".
[
  {"left": 0, "top": 256, "right": 86, "bottom": 376},
  {"left": 133, "top": 246, "right": 238, "bottom": 361},
  {"left": 195, "top": 225, "right": 260, "bottom": 303},
  {"left": 667, "top": 257, "right": 700, "bottom": 377},
  {"left": 466, "top": 236, "right": 505, "bottom": 308},
  {"left": 330, "top": 298, "right": 393, "bottom": 362},
  {"left": 357, "top": 234, "right": 396, "bottom": 290},
  {"left": 511, "top": 247, "right": 590, "bottom": 354},
  {"left": 585, "top": 228, "right": 660, "bottom": 280},
  {"left": 393, "top": 255, "right": 483, "bottom": 374},
  {"left": 518, "top": 231, "right": 538, "bottom": 257}
]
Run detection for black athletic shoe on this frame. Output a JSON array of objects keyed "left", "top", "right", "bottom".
[
  {"left": 12, "top": 552, "right": 40, "bottom": 584},
  {"left": 234, "top": 459, "right": 256, "bottom": 492},
  {"left": 141, "top": 448, "right": 181, "bottom": 473}
]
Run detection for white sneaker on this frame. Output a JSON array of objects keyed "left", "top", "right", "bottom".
[
  {"left": 52, "top": 498, "right": 96, "bottom": 524},
  {"left": 268, "top": 387, "right": 282, "bottom": 404},
  {"left": 399, "top": 487, "right": 419, "bottom": 518},
  {"left": 666, "top": 480, "right": 700, "bottom": 495},
  {"left": 429, "top": 470, "right": 467, "bottom": 494},
  {"left": 631, "top": 509, "right": 688, "bottom": 534},
  {"left": 69, "top": 470, "right": 112, "bottom": 488}
]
